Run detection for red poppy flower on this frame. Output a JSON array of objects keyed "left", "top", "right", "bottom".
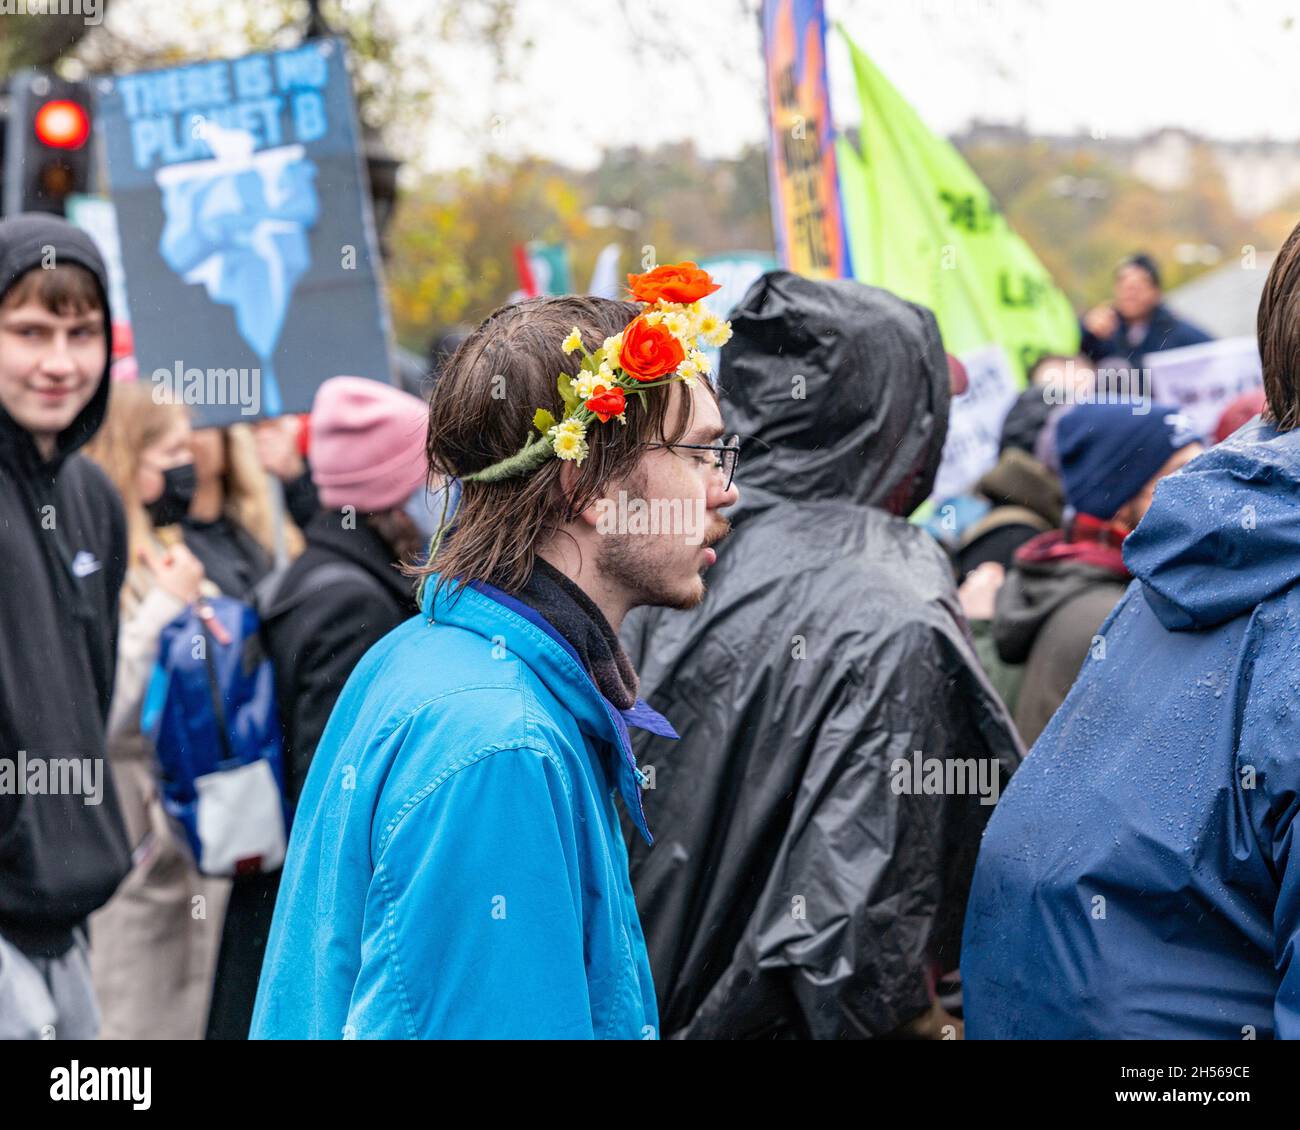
[{"left": 585, "top": 384, "right": 626, "bottom": 422}]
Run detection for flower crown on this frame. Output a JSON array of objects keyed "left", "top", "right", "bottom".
[{"left": 462, "top": 262, "right": 733, "bottom": 483}]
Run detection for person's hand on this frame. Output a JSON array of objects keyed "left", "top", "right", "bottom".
[
  {"left": 958, "top": 561, "right": 1005, "bottom": 622},
  {"left": 140, "top": 542, "right": 205, "bottom": 606},
  {"left": 253, "top": 416, "right": 306, "bottom": 482},
  {"left": 1083, "top": 303, "right": 1119, "bottom": 340}
]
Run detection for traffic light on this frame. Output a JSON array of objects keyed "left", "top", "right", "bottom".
[{"left": 2, "top": 71, "right": 94, "bottom": 217}]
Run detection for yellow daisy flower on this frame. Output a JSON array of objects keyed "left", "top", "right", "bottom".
[
  {"left": 551, "top": 424, "right": 588, "bottom": 462},
  {"left": 561, "top": 328, "right": 583, "bottom": 355},
  {"left": 705, "top": 321, "right": 733, "bottom": 348},
  {"left": 664, "top": 311, "right": 691, "bottom": 339}
]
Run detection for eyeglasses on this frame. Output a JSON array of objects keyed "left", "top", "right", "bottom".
[{"left": 644, "top": 434, "right": 741, "bottom": 492}]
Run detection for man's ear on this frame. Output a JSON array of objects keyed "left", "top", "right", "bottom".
[{"left": 558, "top": 460, "right": 604, "bottom": 530}]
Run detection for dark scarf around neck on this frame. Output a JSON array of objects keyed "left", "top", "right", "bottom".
[{"left": 515, "top": 558, "right": 639, "bottom": 709}]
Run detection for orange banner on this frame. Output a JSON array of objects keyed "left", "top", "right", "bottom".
[{"left": 762, "top": 0, "right": 852, "bottom": 278}]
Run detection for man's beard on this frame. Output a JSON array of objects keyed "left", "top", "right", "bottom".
[{"left": 596, "top": 518, "right": 731, "bottom": 612}]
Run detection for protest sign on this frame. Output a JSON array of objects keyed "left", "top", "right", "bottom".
[
  {"left": 66, "top": 194, "right": 131, "bottom": 334},
  {"left": 930, "top": 343, "right": 1019, "bottom": 502},
  {"left": 696, "top": 252, "right": 778, "bottom": 376},
  {"left": 1146, "top": 336, "right": 1263, "bottom": 442},
  {"left": 698, "top": 253, "right": 778, "bottom": 320},
  {"left": 95, "top": 38, "right": 393, "bottom": 425}
]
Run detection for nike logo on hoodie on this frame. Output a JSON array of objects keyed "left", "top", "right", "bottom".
[{"left": 71, "top": 550, "right": 102, "bottom": 578}]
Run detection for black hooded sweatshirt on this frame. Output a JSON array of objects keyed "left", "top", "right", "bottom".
[
  {"left": 620, "top": 271, "right": 1025, "bottom": 1039},
  {"left": 0, "top": 215, "right": 132, "bottom": 957}
]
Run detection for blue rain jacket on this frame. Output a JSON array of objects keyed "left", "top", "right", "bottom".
[
  {"left": 250, "top": 576, "right": 666, "bottom": 1039},
  {"left": 963, "top": 420, "right": 1300, "bottom": 1039}
]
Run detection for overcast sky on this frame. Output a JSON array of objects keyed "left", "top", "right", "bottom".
[
  {"left": 99, "top": 0, "right": 1300, "bottom": 170},
  {"left": 416, "top": 0, "right": 1300, "bottom": 172}
]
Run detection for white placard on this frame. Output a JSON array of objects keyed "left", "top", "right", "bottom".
[
  {"left": 930, "top": 343, "right": 1019, "bottom": 502},
  {"left": 1145, "top": 336, "right": 1262, "bottom": 442}
]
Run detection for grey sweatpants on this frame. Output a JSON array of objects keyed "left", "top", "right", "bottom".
[{"left": 0, "top": 928, "right": 99, "bottom": 1040}]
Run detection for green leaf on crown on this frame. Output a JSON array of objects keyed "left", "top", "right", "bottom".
[{"left": 557, "top": 373, "right": 579, "bottom": 413}]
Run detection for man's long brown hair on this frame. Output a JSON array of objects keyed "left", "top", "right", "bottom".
[
  {"left": 1259, "top": 222, "right": 1300, "bottom": 431},
  {"left": 411, "top": 295, "right": 695, "bottom": 599}
]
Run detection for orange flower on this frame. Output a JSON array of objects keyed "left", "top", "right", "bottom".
[
  {"left": 626, "top": 261, "right": 721, "bottom": 305},
  {"left": 618, "top": 316, "right": 686, "bottom": 381},
  {"left": 585, "top": 384, "right": 626, "bottom": 422}
]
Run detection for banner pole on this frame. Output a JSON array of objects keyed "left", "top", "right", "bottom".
[{"left": 266, "top": 472, "right": 289, "bottom": 570}]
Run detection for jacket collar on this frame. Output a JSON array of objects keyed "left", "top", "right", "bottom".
[{"left": 421, "top": 575, "right": 674, "bottom": 844}]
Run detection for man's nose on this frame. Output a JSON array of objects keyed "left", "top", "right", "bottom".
[
  {"left": 711, "top": 476, "right": 740, "bottom": 511},
  {"left": 40, "top": 336, "right": 77, "bottom": 376}
]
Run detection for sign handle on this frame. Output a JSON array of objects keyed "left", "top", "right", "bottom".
[{"left": 266, "top": 472, "right": 290, "bottom": 570}]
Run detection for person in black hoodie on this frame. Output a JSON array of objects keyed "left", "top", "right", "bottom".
[
  {"left": 620, "top": 271, "right": 1025, "bottom": 1039},
  {"left": 205, "top": 376, "right": 427, "bottom": 1039},
  {"left": 0, "top": 214, "right": 131, "bottom": 1039}
]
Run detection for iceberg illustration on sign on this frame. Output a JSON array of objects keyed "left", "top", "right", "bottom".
[{"left": 155, "top": 123, "right": 320, "bottom": 417}]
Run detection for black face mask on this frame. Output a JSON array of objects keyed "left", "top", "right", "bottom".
[{"left": 145, "top": 463, "right": 198, "bottom": 527}]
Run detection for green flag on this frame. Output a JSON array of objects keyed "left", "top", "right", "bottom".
[{"left": 835, "top": 28, "right": 1078, "bottom": 385}]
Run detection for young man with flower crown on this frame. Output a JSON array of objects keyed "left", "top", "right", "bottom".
[{"left": 251, "top": 263, "right": 739, "bottom": 1039}]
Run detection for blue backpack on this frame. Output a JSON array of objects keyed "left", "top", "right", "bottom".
[{"left": 141, "top": 595, "right": 290, "bottom": 877}]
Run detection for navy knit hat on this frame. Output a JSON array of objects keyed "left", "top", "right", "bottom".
[{"left": 1057, "top": 403, "right": 1200, "bottom": 520}]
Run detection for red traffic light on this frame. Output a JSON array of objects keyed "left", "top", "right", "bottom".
[{"left": 33, "top": 99, "right": 90, "bottom": 150}]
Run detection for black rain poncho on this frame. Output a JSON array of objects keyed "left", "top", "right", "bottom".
[{"left": 621, "top": 271, "right": 1025, "bottom": 1039}]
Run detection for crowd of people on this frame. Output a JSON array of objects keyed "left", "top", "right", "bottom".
[{"left": 1, "top": 204, "right": 1296, "bottom": 1040}]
